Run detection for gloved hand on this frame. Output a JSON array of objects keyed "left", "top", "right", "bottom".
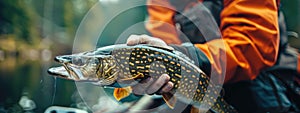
[{"left": 126, "top": 34, "right": 174, "bottom": 95}]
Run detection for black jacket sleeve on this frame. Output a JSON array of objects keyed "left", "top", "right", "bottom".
[{"left": 170, "top": 43, "right": 211, "bottom": 76}]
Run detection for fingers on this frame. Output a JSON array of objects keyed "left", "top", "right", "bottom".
[
  {"left": 131, "top": 74, "right": 174, "bottom": 95},
  {"left": 146, "top": 74, "right": 170, "bottom": 94},
  {"left": 126, "top": 34, "right": 142, "bottom": 46},
  {"left": 160, "top": 81, "right": 174, "bottom": 94},
  {"left": 126, "top": 34, "right": 174, "bottom": 51},
  {"left": 127, "top": 34, "right": 161, "bottom": 46},
  {"left": 132, "top": 77, "right": 154, "bottom": 95}
]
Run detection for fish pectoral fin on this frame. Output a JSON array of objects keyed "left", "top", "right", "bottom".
[
  {"left": 113, "top": 87, "right": 132, "bottom": 101},
  {"left": 190, "top": 106, "right": 201, "bottom": 113},
  {"left": 162, "top": 93, "right": 177, "bottom": 109}
]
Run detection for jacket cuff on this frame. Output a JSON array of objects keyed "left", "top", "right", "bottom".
[{"left": 170, "top": 43, "right": 211, "bottom": 76}]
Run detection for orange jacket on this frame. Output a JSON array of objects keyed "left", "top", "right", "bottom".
[{"left": 146, "top": 0, "right": 280, "bottom": 83}]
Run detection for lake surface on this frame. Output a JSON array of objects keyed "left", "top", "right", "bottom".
[{"left": 0, "top": 57, "right": 78, "bottom": 112}]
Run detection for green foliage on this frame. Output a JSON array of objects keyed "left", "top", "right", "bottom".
[
  {"left": 0, "top": 0, "right": 32, "bottom": 42},
  {"left": 0, "top": 0, "right": 98, "bottom": 47}
]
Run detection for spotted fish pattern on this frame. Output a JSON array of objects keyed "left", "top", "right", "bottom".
[{"left": 48, "top": 44, "right": 237, "bottom": 113}]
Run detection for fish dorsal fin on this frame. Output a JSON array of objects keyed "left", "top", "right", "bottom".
[
  {"left": 113, "top": 87, "right": 132, "bottom": 101},
  {"left": 162, "top": 93, "right": 177, "bottom": 109}
]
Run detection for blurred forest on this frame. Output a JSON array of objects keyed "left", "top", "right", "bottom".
[
  {"left": 0, "top": 0, "right": 99, "bottom": 58},
  {"left": 0, "top": 0, "right": 299, "bottom": 113},
  {"left": 0, "top": 0, "right": 147, "bottom": 112},
  {"left": 0, "top": 0, "right": 100, "bottom": 112}
]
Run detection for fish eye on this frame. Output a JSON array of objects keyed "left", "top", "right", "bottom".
[
  {"left": 91, "top": 58, "right": 100, "bottom": 64},
  {"left": 71, "top": 57, "right": 85, "bottom": 66}
]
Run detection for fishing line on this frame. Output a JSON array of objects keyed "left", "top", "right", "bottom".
[{"left": 51, "top": 77, "right": 57, "bottom": 104}]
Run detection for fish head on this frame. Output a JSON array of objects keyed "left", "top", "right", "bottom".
[{"left": 48, "top": 54, "right": 120, "bottom": 86}]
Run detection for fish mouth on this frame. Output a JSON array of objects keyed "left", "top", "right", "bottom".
[
  {"left": 54, "top": 55, "right": 73, "bottom": 63},
  {"left": 47, "top": 66, "right": 73, "bottom": 80},
  {"left": 47, "top": 65, "right": 99, "bottom": 82}
]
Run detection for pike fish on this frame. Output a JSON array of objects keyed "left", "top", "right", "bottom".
[{"left": 48, "top": 44, "right": 237, "bottom": 113}]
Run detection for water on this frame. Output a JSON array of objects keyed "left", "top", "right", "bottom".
[{"left": 0, "top": 57, "right": 77, "bottom": 112}]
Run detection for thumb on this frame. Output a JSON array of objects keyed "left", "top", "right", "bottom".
[{"left": 127, "top": 34, "right": 174, "bottom": 51}]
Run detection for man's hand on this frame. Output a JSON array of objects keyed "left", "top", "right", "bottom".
[
  {"left": 126, "top": 34, "right": 174, "bottom": 95},
  {"left": 127, "top": 34, "right": 174, "bottom": 51},
  {"left": 131, "top": 74, "right": 174, "bottom": 95}
]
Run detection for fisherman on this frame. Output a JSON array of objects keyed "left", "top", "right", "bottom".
[{"left": 127, "top": 0, "right": 300, "bottom": 112}]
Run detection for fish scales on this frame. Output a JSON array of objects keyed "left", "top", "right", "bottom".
[
  {"left": 110, "top": 45, "right": 236, "bottom": 113},
  {"left": 48, "top": 44, "right": 237, "bottom": 113}
]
